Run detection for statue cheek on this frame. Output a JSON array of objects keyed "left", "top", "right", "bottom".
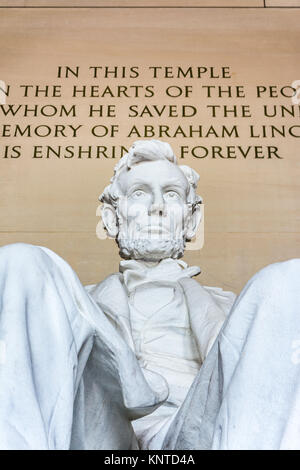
[
  {"left": 126, "top": 202, "right": 149, "bottom": 219},
  {"left": 167, "top": 203, "right": 187, "bottom": 221}
]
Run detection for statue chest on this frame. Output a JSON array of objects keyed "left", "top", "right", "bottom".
[{"left": 128, "top": 281, "right": 200, "bottom": 364}]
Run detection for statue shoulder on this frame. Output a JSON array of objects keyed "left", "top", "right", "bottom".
[
  {"left": 84, "top": 273, "right": 123, "bottom": 297},
  {"left": 180, "top": 277, "right": 236, "bottom": 318},
  {"left": 84, "top": 273, "right": 130, "bottom": 317},
  {"left": 201, "top": 284, "right": 236, "bottom": 317},
  {"left": 84, "top": 273, "right": 132, "bottom": 345}
]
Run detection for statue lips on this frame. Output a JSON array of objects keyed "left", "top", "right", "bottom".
[{"left": 139, "top": 225, "right": 170, "bottom": 235}]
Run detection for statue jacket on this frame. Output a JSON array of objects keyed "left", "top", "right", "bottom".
[{"left": 73, "top": 259, "right": 236, "bottom": 449}]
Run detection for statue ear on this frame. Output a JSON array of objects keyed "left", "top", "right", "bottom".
[
  {"left": 101, "top": 203, "right": 119, "bottom": 238},
  {"left": 186, "top": 203, "right": 202, "bottom": 240}
]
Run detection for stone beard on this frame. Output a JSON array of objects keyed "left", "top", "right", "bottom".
[{"left": 117, "top": 237, "right": 185, "bottom": 261}]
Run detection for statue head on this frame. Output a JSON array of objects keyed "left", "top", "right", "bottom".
[{"left": 99, "top": 140, "right": 202, "bottom": 262}]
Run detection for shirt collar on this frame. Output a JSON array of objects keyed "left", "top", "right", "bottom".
[{"left": 119, "top": 258, "right": 201, "bottom": 294}]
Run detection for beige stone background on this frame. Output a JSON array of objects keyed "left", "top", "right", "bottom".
[{"left": 0, "top": 0, "right": 299, "bottom": 294}]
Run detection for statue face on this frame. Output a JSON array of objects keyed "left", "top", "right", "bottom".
[{"left": 114, "top": 159, "right": 192, "bottom": 261}]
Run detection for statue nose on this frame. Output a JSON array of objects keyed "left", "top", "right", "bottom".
[
  {"left": 147, "top": 189, "right": 167, "bottom": 216},
  {"left": 148, "top": 203, "right": 165, "bottom": 216},
  {"left": 148, "top": 192, "right": 166, "bottom": 216}
]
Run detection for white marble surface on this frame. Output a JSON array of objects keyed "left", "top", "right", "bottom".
[
  {"left": 86, "top": 257, "right": 234, "bottom": 448},
  {"left": 0, "top": 140, "right": 299, "bottom": 449}
]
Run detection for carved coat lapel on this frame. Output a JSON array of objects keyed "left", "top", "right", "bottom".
[{"left": 86, "top": 272, "right": 235, "bottom": 361}]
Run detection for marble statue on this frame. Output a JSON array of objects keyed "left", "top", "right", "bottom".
[{"left": 0, "top": 139, "right": 299, "bottom": 450}]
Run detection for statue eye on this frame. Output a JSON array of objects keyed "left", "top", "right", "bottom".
[
  {"left": 132, "top": 189, "right": 146, "bottom": 199},
  {"left": 164, "top": 191, "right": 180, "bottom": 201}
]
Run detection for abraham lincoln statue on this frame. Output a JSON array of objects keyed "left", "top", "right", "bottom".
[{"left": 0, "top": 140, "right": 299, "bottom": 450}]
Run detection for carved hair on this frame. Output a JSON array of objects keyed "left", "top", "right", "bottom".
[{"left": 99, "top": 140, "right": 202, "bottom": 209}]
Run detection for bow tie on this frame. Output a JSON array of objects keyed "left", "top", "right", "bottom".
[{"left": 119, "top": 258, "right": 201, "bottom": 294}]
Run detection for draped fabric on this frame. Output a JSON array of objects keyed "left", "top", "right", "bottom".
[
  {"left": 0, "top": 244, "right": 168, "bottom": 450},
  {"left": 164, "top": 259, "right": 300, "bottom": 450},
  {"left": 0, "top": 243, "right": 299, "bottom": 450}
]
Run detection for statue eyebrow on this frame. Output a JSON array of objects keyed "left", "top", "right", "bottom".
[
  {"left": 125, "top": 178, "right": 187, "bottom": 193},
  {"left": 129, "top": 180, "right": 152, "bottom": 187},
  {"left": 162, "top": 180, "right": 187, "bottom": 191},
  {"left": 127, "top": 181, "right": 152, "bottom": 193}
]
